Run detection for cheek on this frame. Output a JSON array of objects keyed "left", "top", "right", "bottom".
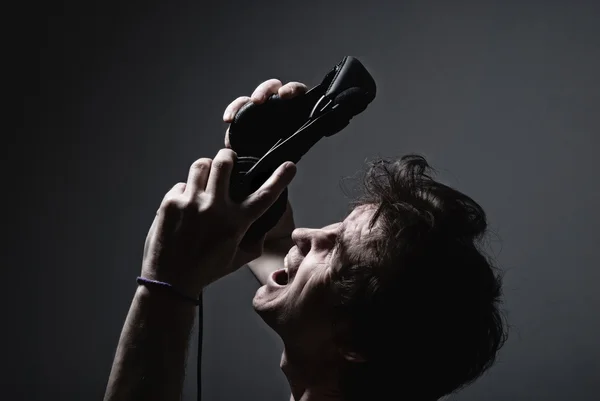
[
  {"left": 288, "top": 253, "right": 335, "bottom": 304},
  {"left": 296, "top": 273, "right": 335, "bottom": 313}
]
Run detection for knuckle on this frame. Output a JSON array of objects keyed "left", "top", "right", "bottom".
[
  {"left": 211, "top": 158, "right": 228, "bottom": 171},
  {"left": 255, "top": 79, "right": 282, "bottom": 97},
  {"left": 214, "top": 150, "right": 236, "bottom": 167},
  {"left": 221, "top": 147, "right": 237, "bottom": 157},
  {"left": 255, "top": 187, "right": 274, "bottom": 202},
  {"left": 295, "top": 82, "right": 308, "bottom": 92},
  {"left": 280, "top": 82, "right": 307, "bottom": 98},
  {"left": 264, "top": 78, "right": 282, "bottom": 87},
  {"left": 162, "top": 182, "right": 185, "bottom": 202},
  {"left": 161, "top": 196, "right": 183, "bottom": 213},
  {"left": 191, "top": 158, "right": 212, "bottom": 171},
  {"left": 180, "top": 197, "right": 199, "bottom": 212},
  {"left": 167, "top": 182, "right": 185, "bottom": 196}
]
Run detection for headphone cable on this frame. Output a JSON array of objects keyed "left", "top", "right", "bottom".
[{"left": 197, "top": 294, "right": 203, "bottom": 401}]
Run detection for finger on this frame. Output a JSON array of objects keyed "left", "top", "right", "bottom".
[
  {"left": 242, "top": 162, "right": 297, "bottom": 220},
  {"left": 158, "top": 182, "right": 187, "bottom": 231},
  {"left": 157, "top": 182, "right": 186, "bottom": 217},
  {"left": 184, "top": 158, "right": 212, "bottom": 197},
  {"left": 205, "top": 148, "right": 237, "bottom": 200},
  {"left": 161, "top": 182, "right": 186, "bottom": 206},
  {"left": 224, "top": 127, "right": 232, "bottom": 148},
  {"left": 251, "top": 78, "right": 283, "bottom": 104},
  {"left": 223, "top": 96, "right": 251, "bottom": 122},
  {"left": 278, "top": 82, "right": 309, "bottom": 99},
  {"left": 169, "top": 182, "right": 187, "bottom": 196}
]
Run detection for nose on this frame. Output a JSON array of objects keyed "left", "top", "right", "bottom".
[{"left": 291, "top": 224, "right": 340, "bottom": 255}]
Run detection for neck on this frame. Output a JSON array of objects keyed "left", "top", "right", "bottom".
[{"left": 280, "top": 345, "right": 345, "bottom": 401}]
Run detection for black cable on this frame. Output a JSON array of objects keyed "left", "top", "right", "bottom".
[{"left": 197, "top": 293, "right": 203, "bottom": 401}]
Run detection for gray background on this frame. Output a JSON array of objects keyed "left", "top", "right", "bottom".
[{"left": 11, "top": 0, "right": 599, "bottom": 400}]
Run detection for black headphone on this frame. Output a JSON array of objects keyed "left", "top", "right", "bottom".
[{"left": 197, "top": 56, "right": 376, "bottom": 401}]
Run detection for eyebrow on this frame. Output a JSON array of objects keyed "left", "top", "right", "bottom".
[{"left": 333, "top": 221, "right": 347, "bottom": 262}]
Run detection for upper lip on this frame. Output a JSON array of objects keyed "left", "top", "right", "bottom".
[{"left": 285, "top": 250, "right": 300, "bottom": 280}]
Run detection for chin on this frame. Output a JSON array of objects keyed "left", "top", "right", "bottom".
[
  {"left": 252, "top": 286, "right": 277, "bottom": 319},
  {"left": 252, "top": 286, "right": 289, "bottom": 332},
  {"left": 251, "top": 286, "right": 266, "bottom": 312}
]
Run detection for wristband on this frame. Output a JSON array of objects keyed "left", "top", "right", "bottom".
[{"left": 136, "top": 276, "right": 201, "bottom": 306}]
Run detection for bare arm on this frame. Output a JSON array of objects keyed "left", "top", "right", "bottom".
[
  {"left": 247, "top": 236, "right": 294, "bottom": 285},
  {"left": 104, "top": 285, "right": 196, "bottom": 401},
  {"left": 246, "top": 198, "right": 295, "bottom": 285}
]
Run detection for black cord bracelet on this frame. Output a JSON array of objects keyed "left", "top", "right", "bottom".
[{"left": 136, "top": 276, "right": 201, "bottom": 306}]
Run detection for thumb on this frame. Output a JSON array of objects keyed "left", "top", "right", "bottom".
[{"left": 243, "top": 162, "right": 296, "bottom": 221}]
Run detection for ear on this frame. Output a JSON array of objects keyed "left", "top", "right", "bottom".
[{"left": 339, "top": 348, "right": 367, "bottom": 363}]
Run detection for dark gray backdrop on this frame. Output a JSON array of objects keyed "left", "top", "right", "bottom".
[{"left": 12, "top": 0, "right": 599, "bottom": 400}]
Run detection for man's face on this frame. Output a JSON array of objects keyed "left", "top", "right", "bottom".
[{"left": 253, "top": 204, "right": 378, "bottom": 349}]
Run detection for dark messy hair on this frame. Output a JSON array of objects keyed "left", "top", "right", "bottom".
[{"left": 332, "top": 154, "right": 507, "bottom": 401}]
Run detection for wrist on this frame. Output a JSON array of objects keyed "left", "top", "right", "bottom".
[
  {"left": 135, "top": 283, "right": 199, "bottom": 311},
  {"left": 141, "top": 267, "right": 206, "bottom": 298}
]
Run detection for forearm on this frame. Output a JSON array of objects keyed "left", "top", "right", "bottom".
[
  {"left": 247, "top": 237, "right": 294, "bottom": 285},
  {"left": 104, "top": 285, "right": 196, "bottom": 401}
]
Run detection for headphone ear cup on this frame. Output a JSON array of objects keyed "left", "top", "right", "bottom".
[
  {"left": 318, "top": 88, "right": 368, "bottom": 138},
  {"left": 333, "top": 87, "right": 371, "bottom": 116},
  {"left": 228, "top": 94, "right": 314, "bottom": 158}
]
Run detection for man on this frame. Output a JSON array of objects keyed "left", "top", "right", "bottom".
[{"left": 104, "top": 79, "right": 507, "bottom": 401}]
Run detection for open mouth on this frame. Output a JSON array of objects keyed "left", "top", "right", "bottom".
[{"left": 271, "top": 268, "right": 289, "bottom": 286}]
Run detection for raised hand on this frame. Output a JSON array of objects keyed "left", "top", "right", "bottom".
[
  {"left": 221, "top": 79, "right": 307, "bottom": 272},
  {"left": 141, "top": 148, "right": 296, "bottom": 295}
]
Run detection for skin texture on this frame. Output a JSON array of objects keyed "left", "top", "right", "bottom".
[
  {"left": 223, "top": 79, "right": 307, "bottom": 284},
  {"left": 104, "top": 79, "right": 367, "bottom": 401},
  {"left": 224, "top": 80, "right": 374, "bottom": 401},
  {"left": 253, "top": 205, "right": 376, "bottom": 401},
  {"left": 104, "top": 142, "right": 296, "bottom": 400}
]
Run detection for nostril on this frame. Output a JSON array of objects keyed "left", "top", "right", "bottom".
[{"left": 296, "top": 241, "right": 311, "bottom": 255}]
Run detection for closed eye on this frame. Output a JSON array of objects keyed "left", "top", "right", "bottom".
[{"left": 333, "top": 234, "right": 343, "bottom": 255}]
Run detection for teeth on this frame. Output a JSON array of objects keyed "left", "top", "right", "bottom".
[{"left": 283, "top": 268, "right": 290, "bottom": 285}]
